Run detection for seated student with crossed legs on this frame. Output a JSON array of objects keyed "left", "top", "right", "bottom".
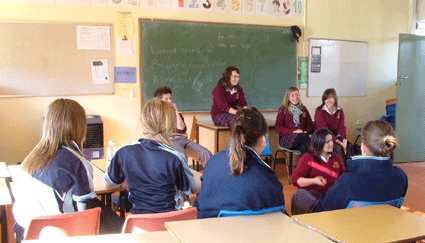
[
  {"left": 291, "top": 120, "right": 408, "bottom": 214},
  {"left": 104, "top": 98, "right": 194, "bottom": 214},
  {"left": 153, "top": 86, "right": 213, "bottom": 168},
  {"left": 193, "top": 107, "right": 285, "bottom": 218},
  {"left": 290, "top": 128, "right": 347, "bottom": 215}
]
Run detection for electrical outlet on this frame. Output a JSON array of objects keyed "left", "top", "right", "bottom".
[{"left": 356, "top": 120, "right": 364, "bottom": 126}]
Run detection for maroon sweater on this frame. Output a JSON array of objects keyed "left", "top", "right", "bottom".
[
  {"left": 291, "top": 152, "right": 347, "bottom": 194},
  {"left": 177, "top": 113, "right": 187, "bottom": 134},
  {"left": 211, "top": 83, "right": 247, "bottom": 120},
  {"left": 275, "top": 107, "right": 314, "bottom": 138},
  {"left": 314, "top": 106, "right": 347, "bottom": 141}
]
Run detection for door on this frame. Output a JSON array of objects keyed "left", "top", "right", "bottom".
[{"left": 395, "top": 34, "right": 425, "bottom": 162}]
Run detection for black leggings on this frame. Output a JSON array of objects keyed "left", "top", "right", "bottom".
[{"left": 290, "top": 133, "right": 310, "bottom": 155}]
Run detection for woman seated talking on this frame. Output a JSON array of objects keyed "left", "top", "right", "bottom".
[
  {"left": 194, "top": 107, "right": 285, "bottom": 218},
  {"left": 291, "top": 120, "right": 408, "bottom": 214},
  {"left": 291, "top": 128, "right": 347, "bottom": 215},
  {"left": 211, "top": 66, "right": 247, "bottom": 127},
  {"left": 276, "top": 86, "right": 314, "bottom": 155}
]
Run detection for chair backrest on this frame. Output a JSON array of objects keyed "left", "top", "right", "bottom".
[
  {"left": 260, "top": 132, "right": 272, "bottom": 156},
  {"left": 122, "top": 207, "right": 197, "bottom": 233},
  {"left": 25, "top": 207, "right": 101, "bottom": 240},
  {"left": 217, "top": 205, "right": 286, "bottom": 218},
  {"left": 346, "top": 197, "right": 404, "bottom": 209}
]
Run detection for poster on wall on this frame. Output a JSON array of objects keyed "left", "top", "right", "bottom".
[
  {"left": 199, "top": 0, "right": 214, "bottom": 12},
  {"left": 213, "top": 0, "right": 228, "bottom": 13},
  {"left": 242, "top": 0, "right": 254, "bottom": 15},
  {"left": 171, "top": 0, "right": 185, "bottom": 10},
  {"left": 156, "top": 0, "right": 172, "bottom": 9},
  {"left": 280, "top": 0, "right": 292, "bottom": 17},
  {"left": 228, "top": 0, "right": 242, "bottom": 14},
  {"left": 91, "top": 0, "right": 107, "bottom": 7},
  {"left": 125, "top": 0, "right": 139, "bottom": 8},
  {"left": 74, "top": 0, "right": 90, "bottom": 5},
  {"left": 292, "top": 0, "right": 304, "bottom": 18},
  {"left": 140, "top": 0, "right": 155, "bottom": 9},
  {"left": 108, "top": 0, "right": 125, "bottom": 8},
  {"left": 255, "top": 0, "right": 273, "bottom": 16},
  {"left": 186, "top": 0, "right": 201, "bottom": 11}
]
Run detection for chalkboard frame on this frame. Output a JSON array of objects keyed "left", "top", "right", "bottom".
[{"left": 139, "top": 19, "right": 297, "bottom": 112}]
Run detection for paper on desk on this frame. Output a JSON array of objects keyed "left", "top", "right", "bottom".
[
  {"left": 91, "top": 60, "right": 109, "bottom": 84},
  {"left": 77, "top": 25, "right": 111, "bottom": 50},
  {"left": 117, "top": 39, "right": 134, "bottom": 56}
]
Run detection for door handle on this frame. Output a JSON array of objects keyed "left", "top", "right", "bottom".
[{"left": 397, "top": 75, "right": 408, "bottom": 86}]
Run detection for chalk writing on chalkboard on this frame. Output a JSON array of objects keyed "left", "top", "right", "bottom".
[{"left": 141, "top": 20, "right": 297, "bottom": 111}]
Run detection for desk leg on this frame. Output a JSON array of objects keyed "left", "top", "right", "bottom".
[
  {"left": 106, "top": 194, "right": 111, "bottom": 209},
  {"left": 119, "top": 191, "right": 126, "bottom": 219},
  {"left": 1, "top": 205, "right": 8, "bottom": 243}
]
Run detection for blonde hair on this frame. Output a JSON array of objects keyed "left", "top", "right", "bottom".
[
  {"left": 362, "top": 120, "right": 398, "bottom": 157},
  {"left": 141, "top": 98, "right": 177, "bottom": 148},
  {"left": 22, "top": 99, "right": 87, "bottom": 175},
  {"left": 281, "top": 86, "right": 305, "bottom": 114},
  {"left": 230, "top": 107, "right": 267, "bottom": 176}
]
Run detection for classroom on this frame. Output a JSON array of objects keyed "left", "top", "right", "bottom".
[{"left": 0, "top": 0, "right": 421, "bottom": 242}]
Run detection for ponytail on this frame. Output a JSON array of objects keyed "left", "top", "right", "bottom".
[
  {"left": 230, "top": 125, "right": 247, "bottom": 176},
  {"left": 229, "top": 107, "right": 267, "bottom": 176},
  {"left": 362, "top": 120, "right": 398, "bottom": 157}
]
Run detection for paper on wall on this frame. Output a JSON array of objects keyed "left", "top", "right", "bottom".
[{"left": 91, "top": 60, "right": 110, "bottom": 84}]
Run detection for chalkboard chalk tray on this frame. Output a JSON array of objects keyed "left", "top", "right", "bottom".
[{"left": 140, "top": 19, "right": 297, "bottom": 112}]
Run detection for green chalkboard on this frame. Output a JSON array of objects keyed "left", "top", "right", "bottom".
[{"left": 140, "top": 19, "right": 297, "bottom": 112}]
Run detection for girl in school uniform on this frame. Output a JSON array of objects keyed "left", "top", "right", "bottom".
[
  {"left": 153, "top": 85, "right": 213, "bottom": 167},
  {"left": 315, "top": 88, "right": 354, "bottom": 167},
  {"left": 290, "top": 128, "right": 346, "bottom": 215},
  {"left": 275, "top": 86, "right": 314, "bottom": 155},
  {"left": 13, "top": 99, "right": 123, "bottom": 242},
  {"left": 193, "top": 107, "right": 285, "bottom": 218},
  {"left": 211, "top": 66, "right": 247, "bottom": 127},
  {"left": 291, "top": 120, "right": 408, "bottom": 215},
  {"left": 104, "top": 98, "right": 193, "bottom": 214}
]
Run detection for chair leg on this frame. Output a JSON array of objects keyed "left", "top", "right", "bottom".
[{"left": 288, "top": 152, "right": 293, "bottom": 184}]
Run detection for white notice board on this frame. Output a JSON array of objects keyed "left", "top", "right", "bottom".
[{"left": 308, "top": 39, "right": 368, "bottom": 97}]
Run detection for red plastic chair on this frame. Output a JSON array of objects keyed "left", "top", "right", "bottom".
[
  {"left": 25, "top": 207, "right": 101, "bottom": 240},
  {"left": 122, "top": 207, "right": 197, "bottom": 233}
]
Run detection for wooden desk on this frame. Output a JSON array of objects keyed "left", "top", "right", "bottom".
[
  {"left": 0, "top": 178, "right": 13, "bottom": 243},
  {"left": 196, "top": 118, "right": 277, "bottom": 154},
  {"left": 22, "top": 231, "right": 178, "bottom": 242},
  {"left": 293, "top": 204, "right": 425, "bottom": 243},
  {"left": 165, "top": 212, "right": 332, "bottom": 243}
]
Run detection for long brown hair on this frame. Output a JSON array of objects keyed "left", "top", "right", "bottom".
[
  {"left": 361, "top": 120, "right": 398, "bottom": 157},
  {"left": 141, "top": 98, "right": 177, "bottom": 148},
  {"left": 22, "top": 99, "right": 87, "bottom": 175},
  {"left": 229, "top": 107, "right": 268, "bottom": 176},
  {"left": 281, "top": 86, "right": 305, "bottom": 113},
  {"left": 317, "top": 88, "right": 339, "bottom": 110},
  {"left": 218, "top": 66, "right": 240, "bottom": 91}
]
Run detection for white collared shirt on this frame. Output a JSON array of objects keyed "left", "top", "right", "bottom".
[{"left": 323, "top": 105, "right": 341, "bottom": 115}]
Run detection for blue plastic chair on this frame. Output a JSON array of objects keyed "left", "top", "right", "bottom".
[
  {"left": 217, "top": 205, "right": 286, "bottom": 218},
  {"left": 346, "top": 197, "right": 404, "bottom": 209},
  {"left": 273, "top": 134, "right": 300, "bottom": 184},
  {"left": 260, "top": 132, "right": 273, "bottom": 167}
]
